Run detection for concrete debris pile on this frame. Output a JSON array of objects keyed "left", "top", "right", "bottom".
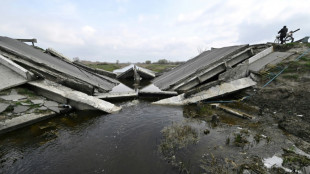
[
  {"left": 0, "top": 36, "right": 121, "bottom": 114},
  {"left": 0, "top": 36, "right": 119, "bottom": 95},
  {"left": 153, "top": 44, "right": 295, "bottom": 105}
]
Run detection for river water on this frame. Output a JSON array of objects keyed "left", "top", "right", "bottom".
[
  {"left": 0, "top": 99, "right": 294, "bottom": 173},
  {"left": 0, "top": 100, "right": 186, "bottom": 174}
]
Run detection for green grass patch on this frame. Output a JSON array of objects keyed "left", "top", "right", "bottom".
[
  {"left": 16, "top": 88, "right": 36, "bottom": 97},
  {"left": 86, "top": 64, "right": 124, "bottom": 72}
]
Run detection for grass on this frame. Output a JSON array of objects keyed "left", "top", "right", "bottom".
[
  {"left": 159, "top": 124, "right": 198, "bottom": 157},
  {"left": 282, "top": 74, "right": 299, "bottom": 79},
  {"left": 16, "top": 88, "right": 36, "bottom": 97},
  {"left": 233, "top": 133, "right": 248, "bottom": 147},
  {"left": 86, "top": 64, "right": 125, "bottom": 72}
]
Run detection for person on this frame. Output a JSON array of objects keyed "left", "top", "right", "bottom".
[{"left": 278, "top": 26, "right": 288, "bottom": 44}]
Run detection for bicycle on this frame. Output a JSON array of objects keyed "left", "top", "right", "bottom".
[{"left": 274, "top": 28, "right": 300, "bottom": 44}]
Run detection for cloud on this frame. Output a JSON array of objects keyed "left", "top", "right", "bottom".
[{"left": 0, "top": 0, "right": 309, "bottom": 63}]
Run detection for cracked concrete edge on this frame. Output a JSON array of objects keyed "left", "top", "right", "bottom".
[
  {"left": 0, "top": 54, "right": 33, "bottom": 80},
  {"left": 152, "top": 77, "right": 256, "bottom": 106},
  {"left": 0, "top": 112, "right": 57, "bottom": 135},
  {"left": 28, "top": 80, "right": 122, "bottom": 113},
  {"left": 248, "top": 46, "right": 274, "bottom": 64}
]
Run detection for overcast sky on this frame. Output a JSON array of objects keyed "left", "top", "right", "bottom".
[{"left": 1, "top": 0, "right": 309, "bottom": 63}]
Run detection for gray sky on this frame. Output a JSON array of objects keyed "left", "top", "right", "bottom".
[{"left": 0, "top": 0, "right": 309, "bottom": 63}]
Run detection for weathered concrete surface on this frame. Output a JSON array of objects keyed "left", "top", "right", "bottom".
[
  {"left": 138, "top": 84, "right": 178, "bottom": 97},
  {"left": 96, "top": 91, "right": 138, "bottom": 100},
  {"left": 0, "top": 64, "right": 28, "bottom": 91},
  {"left": 0, "top": 94, "right": 26, "bottom": 101},
  {"left": 0, "top": 112, "right": 56, "bottom": 135},
  {"left": 153, "top": 77, "right": 256, "bottom": 105},
  {"left": 115, "top": 64, "right": 156, "bottom": 79},
  {"left": 0, "top": 54, "right": 34, "bottom": 91},
  {"left": 45, "top": 48, "right": 72, "bottom": 62},
  {"left": 28, "top": 80, "right": 121, "bottom": 113},
  {"left": 152, "top": 45, "right": 250, "bottom": 91},
  {"left": 0, "top": 54, "right": 33, "bottom": 80},
  {"left": 173, "top": 48, "right": 254, "bottom": 92},
  {"left": 13, "top": 105, "right": 29, "bottom": 113},
  {"left": 73, "top": 61, "right": 117, "bottom": 78},
  {"left": 218, "top": 63, "right": 249, "bottom": 82},
  {"left": 248, "top": 46, "right": 273, "bottom": 64},
  {"left": 249, "top": 52, "right": 293, "bottom": 73},
  {"left": 0, "top": 36, "right": 119, "bottom": 93},
  {"left": 0, "top": 103, "right": 10, "bottom": 113}
]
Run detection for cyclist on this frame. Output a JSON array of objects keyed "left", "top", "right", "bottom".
[{"left": 278, "top": 26, "right": 288, "bottom": 44}]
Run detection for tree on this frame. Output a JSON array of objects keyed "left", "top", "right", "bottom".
[
  {"left": 73, "top": 57, "right": 80, "bottom": 62},
  {"left": 157, "top": 59, "right": 168, "bottom": 64},
  {"left": 145, "top": 60, "right": 151, "bottom": 64}
]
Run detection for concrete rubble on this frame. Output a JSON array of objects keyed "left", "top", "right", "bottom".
[
  {"left": 153, "top": 44, "right": 295, "bottom": 105},
  {"left": 153, "top": 77, "right": 256, "bottom": 105},
  {"left": 152, "top": 45, "right": 253, "bottom": 92},
  {"left": 114, "top": 64, "right": 156, "bottom": 79},
  {"left": 0, "top": 36, "right": 119, "bottom": 94},
  {"left": 0, "top": 35, "right": 298, "bottom": 134},
  {"left": 28, "top": 80, "right": 121, "bottom": 113}
]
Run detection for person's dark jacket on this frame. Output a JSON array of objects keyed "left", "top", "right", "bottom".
[{"left": 278, "top": 27, "right": 288, "bottom": 37}]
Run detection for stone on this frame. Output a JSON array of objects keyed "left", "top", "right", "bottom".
[
  {"left": 13, "top": 105, "right": 29, "bottom": 113},
  {"left": 0, "top": 103, "right": 10, "bottom": 113}
]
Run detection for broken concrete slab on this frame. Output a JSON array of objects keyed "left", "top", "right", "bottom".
[
  {"left": 0, "top": 112, "right": 56, "bottom": 135},
  {"left": 0, "top": 103, "right": 10, "bottom": 113},
  {"left": 138, "top": 84, "right": 178, "bottom": 97},
  {"left": 73, "top": 61, "right": 117, "bottom": 79},
  {"left": 13, "top": 105, "right": 29, "bottom": 113},
  {"left": 249, "top": 52, "right": 293, "bottom": 74},
  {"left": 115, "top": 64, "right": 156, "bottom": 79},
  {"left": 28, "top": 80, "right": 121, "bottom": 113},
  {"left": 153, "top": 77, "right": 256, "bottom": 105},
  {"left": 152, "top": 45, "right": 251, "bottom": 91},
  {"left": 211, "top": 103, "right": 254, "bottom": 119},
  {"left": 0, "top": 64, "right": 28, "bottom": 91},
  {"left": 45, "top": 48, "right": 72, "bottom": 62},
  {"left": 0, "top": 36, "right": 119, "bottom": 93},
  {"left": 248, "top": 46, "right": 273, "bottom": 64},
  {"left": 31, "top": 99, "right": 45, "bottom": 105},
  {"left": 0, "top": 54, "right": 33, "bottom": 80},
  {"left": 44, "top": 101, "right": 59, "bottom": 107},
  {"left": 44, "top": 101, "right": 60, "bottom": 113},
  {"left": 218, "top": 63, "right": 249, "bottom": 82},
  {"left": 96, "top": 91, "right": 138, "bottom": 100},
  {"left": 0, "top": 94, "right": 26, "bottom": 101}
]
